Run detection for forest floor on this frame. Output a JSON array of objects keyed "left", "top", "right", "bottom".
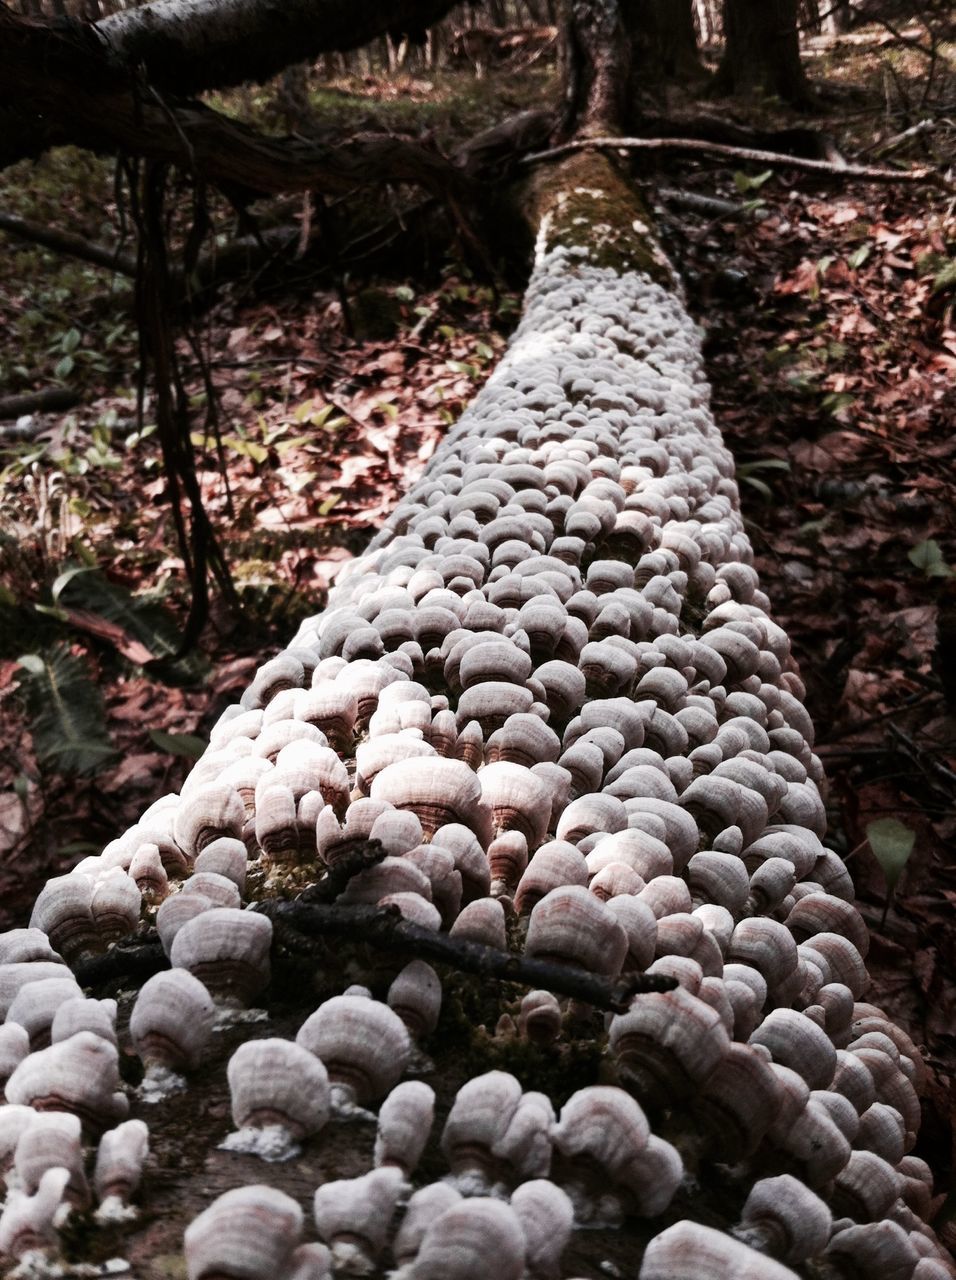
[{"left": 0, "top": 26, "right": 955, "bottom": 1239}]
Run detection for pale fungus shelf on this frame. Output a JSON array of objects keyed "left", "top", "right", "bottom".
[{"left": 0, "top": 231, "right": 951, "bottom": 1280}]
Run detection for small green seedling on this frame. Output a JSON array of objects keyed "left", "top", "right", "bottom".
[
  {"left": 908, "top": 540, "right": 953, "bottom": 579},
  {"left": 866, "top": 817, "right": 916, "bottom": 927}
]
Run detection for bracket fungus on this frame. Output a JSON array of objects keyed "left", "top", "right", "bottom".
[{"left": 1, "top": 195, "right": 951, "bottom": 1280}]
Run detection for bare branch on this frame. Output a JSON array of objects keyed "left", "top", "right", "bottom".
[
  {"left": 0, "top": 209, "right": 138, "bottom": 277},
  {"left": 254, "top": 899, "right": 677, "bottom": 1012},
  {"left": 524, "top": 133, "right": 950, "bottom": 187}
]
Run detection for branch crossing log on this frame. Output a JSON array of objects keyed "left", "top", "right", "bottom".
[
  {"left": 524, "top": 133, "right": 949, "bottom": 186},
  {"left": 0, "top": 151, "right": 950, "bottom": 1280}
]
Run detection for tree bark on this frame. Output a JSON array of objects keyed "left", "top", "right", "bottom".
[
  {"left": 560, "top": 0, "right": 632, "bottom": 137},
  {"left": 828, "top": 0, "right": 854, "bottom": 33},
  {"left": 0, "top": 9, "right": 476, "bottom": 206},
  {"left": 714, "top": 0, "right": 812, "bottom": 107},
  {"left": 93, "top": 0, "right": 464, "bottom": 95},
  {"left": 625, "top": 0, "right": 705, "bottom": 87},
  {"left": 0, "top": 209, "right": 138, "bottom": 277}
]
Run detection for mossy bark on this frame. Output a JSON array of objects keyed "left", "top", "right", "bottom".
[{"left": 520, "top": 148, "right": 676, "bottom": 285}]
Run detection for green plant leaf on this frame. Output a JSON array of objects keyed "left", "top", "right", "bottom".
[
  {"left": 932, "top": 259, "right": 956, "bottom": 294},
  {"left": 733, "top": 169, "right": 773, "bottom": 194},
  {"left": 866, "top": 818, "right": 916, "bottom": 894},
  {"left": 50, "top": 563, "right": 201, "bottom": 676},
  {"left": 51, "top": 564, "right": 96, "bottom": 603},
  {"left": 848, "top": 244, "right": 872, "bottom": 269},
  {"left": 818, "top": 254, "right": 835, "bottom": 275},
  {"left": 57, "top": 840, "right": 101, "bottom": 856},
  {"left": 34, "top": 604, "right": 70, "bottom": 622},
  {"left": 294, "top": 399, "right": 321, "bottom": 422},
  {"left": 737, "top": 459, "right": 791, "bottom": 476},
  {"left": 908, "top": 539, "right": 953, "bottom": 578},
  {"left": 273, "top": 435, "right": 312, "bottom": 455},
  {"left": 394, "top": 285, "right": 415, "bottom": 302},
  {"left": 223, "top": 436, "right": 268, "bottom": 464},
  {"left": 54, "top": 354, "right": 74, "bottom": 379},
  {"left": 60, "top": 328, "right": 82, "bottom": 354},
  {"left": 821, "top": 391, "right": 857, "bottom": 417},
  {"left": 15, "top": 644, "right": 115, "bottom": 775},
  {"left": 16, "top": 654, "right": 46, "bottom": 676},
  {"left": 740, "top": 476, "right": 773, "bottom": 501},
  {"left": 149, "top": 729, "right": 207, "bottom": 759}
]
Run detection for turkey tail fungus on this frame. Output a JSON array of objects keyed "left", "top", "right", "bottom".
[{"left": 0, "top": 8, "right": 951, "bottom": 1280}]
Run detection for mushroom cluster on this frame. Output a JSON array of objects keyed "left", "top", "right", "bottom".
[{"left": 1, "top": 242, "right": 951, "bottom": 1280}]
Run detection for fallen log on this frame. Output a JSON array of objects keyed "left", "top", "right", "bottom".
[
  {"left": 0, "top": 9, "right": 478, "bottom": 209},
  {"left": 0, "top": 151, "right": 949, "bottom": 1280},
  {"left": 95, "top": 0, "right": 464, "bottom": 97}
]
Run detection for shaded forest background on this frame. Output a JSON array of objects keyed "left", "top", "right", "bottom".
[{"left": 0, "top": 0, "right": 955, "bottom": 1230}]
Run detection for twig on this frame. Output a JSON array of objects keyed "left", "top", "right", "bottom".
[
  {"left": 656, "top": 187, "right": 749, "bottom": 220},
  {"left": 0, "top": 388, "right": 82, "bottom": 424},
  {"left": 817, "top": 690, "right": 938, "bottom": 742},
  {"left": 0, "top": 208, "right": 303, "bottom": 305},
  {"left": 252, "top": 900, "right": 676, "bottom": 1012},
  {"left": 886, "top": 723, "right": 956, "bottom": 795},
  {"left": 301, "top": 840, "right": 390, "bottom": 904},
  {"left": 208, "top": 356, "right": 330, "bottom": 369},
  {"left": 869, "top": 117, "right": 940, "bottom": 157},
  {"left": 523, "top": 136, "right": 950, "bottom": 188},
  {"left": 0, "top": 210, "right": 137, "bottom": 277},
  {"left": 814, "top": 745, "right": 892, "bottom": 761},
  {"left": 72, "top": 939, "right": 167, "bottom": 987}
]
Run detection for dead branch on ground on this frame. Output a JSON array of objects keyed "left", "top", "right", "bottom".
[{"left": 524, "top": 134, "right": 952, "bottom": 187}]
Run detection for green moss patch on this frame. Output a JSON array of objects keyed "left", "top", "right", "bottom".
[{"left": 525, "top": 149, "right": 676, "bottom": 284}]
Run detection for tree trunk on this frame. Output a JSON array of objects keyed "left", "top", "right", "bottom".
[
  {"left": 9, "top": 141, "right": 946, "bottom": 1277},
  {"left": 0, "top": 9, "right": 477, "bottom": 205},
  {"left": 93, "top": 0, "right": 464, "bottom": 94},
  {"left": 626, "top": 0, "right": 705, "bottom": 87},
  {"left": 695, "top": 0, "right": 722, "bottom": 44},
  {"left": 714, "top": 0, "right": 812, "bottom": 106},
  {"left": 560, "top": 0, "right": 632, "bottom": 136},
  {"left": 829, "top": 0, "right": 854, "bottom": 33}
]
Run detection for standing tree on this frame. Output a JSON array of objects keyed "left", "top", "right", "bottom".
[
  {"left": 713, "top": 0, "right": 813, "bottom": 105},
  {"left": 625, "top": 0, "right": 705, "bottom": 87}
]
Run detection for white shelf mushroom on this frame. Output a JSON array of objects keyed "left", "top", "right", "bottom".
[{"left": 3, "top": 221, "right": 949, "bottom": 1280}]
